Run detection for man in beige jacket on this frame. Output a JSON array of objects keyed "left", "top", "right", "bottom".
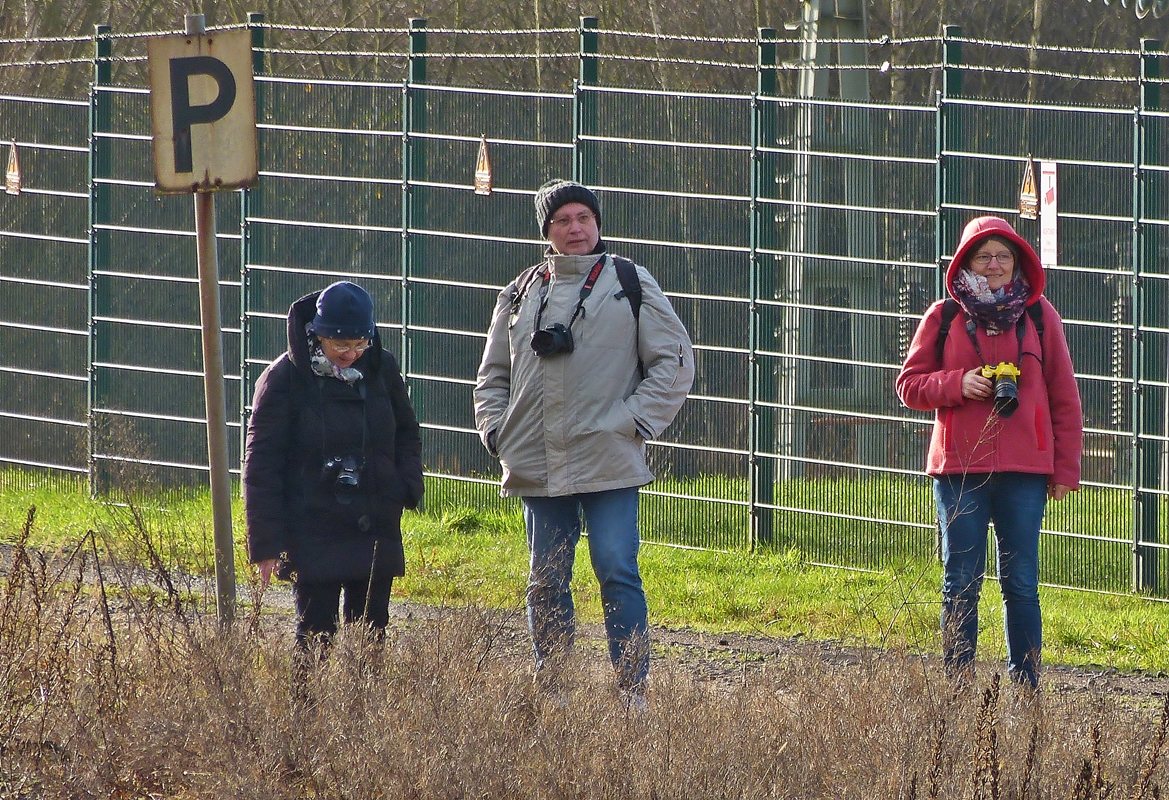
[{"left": 474, "top": 179, "right": 694, "bottom": 708}]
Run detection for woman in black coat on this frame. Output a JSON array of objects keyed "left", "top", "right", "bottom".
[{"left": 243, "top": 281, "right": 424, "bottom": 646}]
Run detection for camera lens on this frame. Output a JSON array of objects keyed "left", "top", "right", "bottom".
[
  {"left": 993, "top": 376, "right": 1019, "bottom": 418},
  {"left": 530, "top": 328, "right": 556, "bottom": 357},
  {"left": 530, "top": 323, "right": 573, "bottom": 358}
]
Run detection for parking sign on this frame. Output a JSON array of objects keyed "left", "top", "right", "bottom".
[{"left": 148, "top": 28, "right": 257, "bottom": 193}]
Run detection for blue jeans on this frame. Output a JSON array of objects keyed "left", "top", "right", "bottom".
[
  {"left": 522, "top": 487, "right": 649, "bottom": 690},
  {"left": 934, "top": 472, "right": 1047, "bottom": 687}
]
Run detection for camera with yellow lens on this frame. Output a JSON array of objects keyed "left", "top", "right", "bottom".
[{"left": 981, "top": 362, "right": 1022, "bottom": 418}]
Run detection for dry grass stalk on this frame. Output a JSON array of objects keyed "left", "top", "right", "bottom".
[
  {"left": 1131, "top": 693, "right": 1169, "bottom": 800},
  {"left": 1020, "top": 719, "right": 1040, "bottom": 800},
  {"left": 2, "top": 510, "right": 1168, "bottom": 798},
  {"left": 972, "top": 673, "right": 1002, "bottom": 800}
]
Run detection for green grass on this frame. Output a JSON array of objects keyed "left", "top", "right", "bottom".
[
  {"left": 3, "top": 470, "right": 1169, "bottom": 674},
  {"left": 422, "top": 472, "right": 1152, "bottom": 593},
  {"left": 401, "top": 506, "right": 1169, "bottom": 673}
]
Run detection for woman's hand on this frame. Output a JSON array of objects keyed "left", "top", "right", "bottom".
[
  {"left": 257, "top": 558, "right": 280, "bottom": 590},
  {"left": 1049, "top": 483, "right": 1073, "bottom": 501},
  {"left": 961, "top": 368, "right": 993, "bottom": 401}
]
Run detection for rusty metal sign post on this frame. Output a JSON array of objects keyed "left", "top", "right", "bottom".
[{"left": 147, "top": 14, "right": 258, "bottom": 627}]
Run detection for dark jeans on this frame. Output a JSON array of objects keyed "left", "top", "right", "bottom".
[
  {"left": 934, "top": 472, "right": 1047, "bottom": 687},
  {"left": 293, "top": 573, "right": 394, "bottom": 648}
]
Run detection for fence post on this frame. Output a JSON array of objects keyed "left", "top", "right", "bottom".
[
  {"left": 1134, "top": 38, "right": 1162, "bottom": 594},
  {"left": 574, "top": 16, "right": 598, "bottom": 184},
  {"left": 935, "top": 25, "right": 962, "bottom": 302},
  {"left": 240, "top": 12, "right": 265, "bottom": 470},
  {"left": 402, "top": 18, "right": 427, "bottom": 387},
  {"left": 750, "top": 27, "right": 778, "bottom": 550},
  {"left": 87, "top": 24, "right": 112, "bottom": 497}
]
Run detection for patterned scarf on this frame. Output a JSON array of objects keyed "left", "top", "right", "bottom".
[
  {"left": 951, "top": 269, "right": 1031, "bottom": 336},
  {"left": 306, "top": 327, "right": 364, "bottom": 384}
]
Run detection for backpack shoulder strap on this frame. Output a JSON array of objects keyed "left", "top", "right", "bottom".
[
  {"left": 611, "top": 256, "right": 645, "bottom": 379},
  {"left": 612, "top": 256, "right": 642, "bottom": 322},
  {"left": 507, "top": 264, "right": 544, "bottom": 317},
  {"left": 1026, "top": 301, "right": 1045, "bottom": 362},
  {"left": 934, "top": 298, "right": 961, "bottom": 364}
]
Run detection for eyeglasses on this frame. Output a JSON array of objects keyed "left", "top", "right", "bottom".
[
  {"left": 549, "top": 211, "right": 596, "bottom": 229},
  {"left": 971, "top": 252, "right": 1015, "bottom": 266},
  {"left": 323, "top": 340, "right": 371, "bottom": 355}
]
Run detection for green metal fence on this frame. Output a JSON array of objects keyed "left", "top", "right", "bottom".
[{"left": 2, "top": 19, "right": 1168, "bottom": 596}]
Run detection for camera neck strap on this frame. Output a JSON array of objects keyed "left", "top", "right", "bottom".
[
  {"left": 533, "top": 257, "right": 607, "bottom": 333},
  {"left": 964, "top": 313, "right": 1025, "bottom": 370}
]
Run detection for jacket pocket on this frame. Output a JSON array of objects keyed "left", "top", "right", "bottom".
[
  {"left": 668, "top": 342, "right": 685, "bottom": 388},
  {"left": 493, "top": 401, "right": 518, "bottom": 455},
  {"left": 611, "top": 399, "right": 638, "bottom": 439},
  {"left": 1034, "top": 406, "right": 1048, "bottom": 451},
  {"left": 940, "top": 408, "right": 954, "bottom": 452}
]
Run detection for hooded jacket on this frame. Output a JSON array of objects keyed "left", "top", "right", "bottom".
[
  {"left": 474, "top": 251, "right": 695, "bottom": 497},
  {"left": 243, "top": 292, "right": 424, "bottom": 582},
  {"left": 896, "top": 216, "right": 1083, "bottom": 488}
]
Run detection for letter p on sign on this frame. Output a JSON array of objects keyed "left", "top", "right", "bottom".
[{"left": 148, "top": 29, "right": 257, "bottom": 193}]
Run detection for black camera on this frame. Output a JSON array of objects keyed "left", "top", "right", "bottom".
[
  {"left": 981, "top": 362, "right": 1021, "bottom": 418},
  {"left": 530, "top": 322, "right": 574, "bottom": 358},
  {"left": 322, "top": 455, "right": 363, "bottom": 503}
]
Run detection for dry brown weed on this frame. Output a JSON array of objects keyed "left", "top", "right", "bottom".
[{"left": 1, "top": 513, "right": 1168, "bottom": 799}]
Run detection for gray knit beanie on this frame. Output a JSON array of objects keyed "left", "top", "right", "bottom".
[{"left": 534, "top": 179, "right": 601, "bottom": 237}]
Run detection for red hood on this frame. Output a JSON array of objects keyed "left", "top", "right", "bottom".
[{"left": 946, "top": 216, "right": 1044, "bottom": 305}]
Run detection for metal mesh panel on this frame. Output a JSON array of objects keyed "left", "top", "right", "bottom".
[
  {"left": 244, "top": 77, "right": 407, "bottom": 413},
  {"left": 940, "top": 99, "right": 1154, "bottom": 591},
  {"left": 753, "top": 98, "right": 940, "bottom": 567},
  {"left": 0, "top": 95, "right": 89, "bottom": 473},
  {"left": 401, "top": 87, "right": 576, "bottom": 504},
  {"left": 2, "top": 29, "right": 1169, "bottom": 596},
  {"left": 89, "top": 80, "right": 244, "bottom": 489},
  {"left": 583, "top": 88, "right": 754, "bottom": 548}
]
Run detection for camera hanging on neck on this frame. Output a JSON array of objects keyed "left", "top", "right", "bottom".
[
  {"left": 529, "top": 256, "right": 606, "bottom": 358},
  {"left": 965, "top": 314, "right": 1025, "bottom": 419}
]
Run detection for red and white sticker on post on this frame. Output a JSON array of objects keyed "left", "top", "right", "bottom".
[{"left": 1040, "top": 162, "right": 1058, "bottom": 270}]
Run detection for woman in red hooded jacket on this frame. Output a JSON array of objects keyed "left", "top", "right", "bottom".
[{"left": 897, "top": 216, "right": 1082, "bottom": 688}]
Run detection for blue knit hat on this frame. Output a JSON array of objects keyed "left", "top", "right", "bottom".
[{"left": 310, "top": 281, "right": 376, "bottom": 340}]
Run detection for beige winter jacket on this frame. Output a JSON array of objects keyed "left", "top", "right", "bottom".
[{"left": 474, "top": 251, "right": 695, "bottom": 497}]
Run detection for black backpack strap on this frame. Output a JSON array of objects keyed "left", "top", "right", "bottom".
[
  {"left": 612, "top": 256, "right": 645, "bottom": 379},
  {"left": 612, "top": 257, "right": 642, "bottom": 322},
  {"left": 507, "top": 264, "right": 544, "bottom": 318},
  {"left": 934, "top": 298, "right": 961, "bottom": 364},
  {"left": 1026, "top": 302, "right": 1045, "bottom": 363}
]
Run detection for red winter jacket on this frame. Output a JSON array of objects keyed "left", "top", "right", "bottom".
[{"left": 896, "top": 216, "right": 1083, "bottom": 488}]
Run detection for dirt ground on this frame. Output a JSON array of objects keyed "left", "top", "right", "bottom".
[{"left": 288, "top": 585, "right": 1169, "bottom": 702}]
